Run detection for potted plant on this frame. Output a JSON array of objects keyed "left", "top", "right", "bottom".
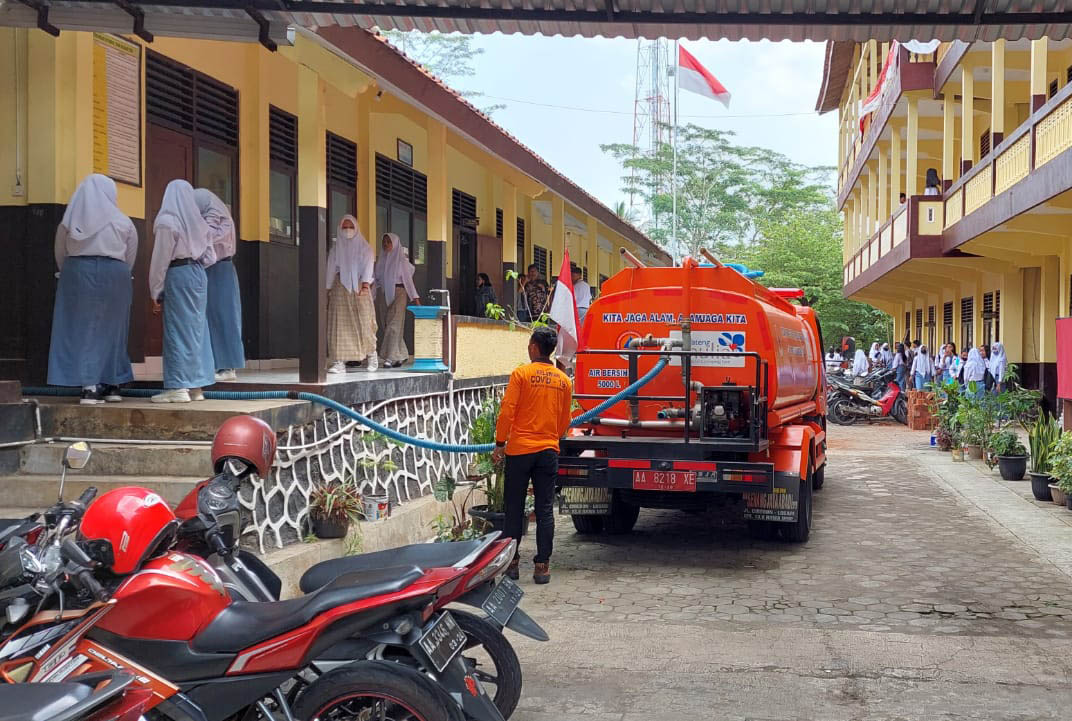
[
  {"left": 1028, "top": 413, "right": 1060, "bottom": 501},
  {"left": 460, "top": 395, "right": 528, "bottom": 535},
  {"left": 950, "top": 433, "right": 965, "bottom": 462},
  {"left": 1046, "top": 430, "right": 1072, "bottom": 507},
  {"left": 308, "top": 482, "right": 363, "bottom": 539},
  {"left": 430, "top": 475, "right": 483, "bottom": 542},
  {"left": 988, "top": 430, "right": 1028, "bottom": 481}
]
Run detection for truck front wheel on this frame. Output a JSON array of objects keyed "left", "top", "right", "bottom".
[{"left": 571, "top": 514, "right": 605, "bottom": 534}]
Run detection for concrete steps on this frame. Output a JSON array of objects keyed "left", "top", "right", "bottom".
[
  {"left": 34, "top": 396, "right": 317, "bottom": 441},
  {"left": 0, "top": 473, "right": 203, "bottom": 507},
  {"left": 19, "top": 441, "right": 211, "bottom": 478}
]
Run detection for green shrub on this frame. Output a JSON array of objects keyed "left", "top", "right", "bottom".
[{"left": 988, "top": 429, "right": 1026, "bottom": 457}]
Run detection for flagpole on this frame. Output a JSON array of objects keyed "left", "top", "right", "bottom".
[{"left": 671, "top": 39, "right": 680, "bottom": 263}]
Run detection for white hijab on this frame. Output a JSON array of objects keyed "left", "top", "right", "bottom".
[
  {"left": 374, "top": 233, "right": 418, "bottom": 305},
  {"left": 193, "top": 188, "right": 236, "bottom": 261},
  {"left": 880, "top": 343, "right": 893, "bottom": 365},
  {"left": 154, "top": 179, "right": 212, "bottom": 262},
  {"left": 868, "top": 342, "right": 882, "bottom": 361},
  {"left": 911, "top": 346, "right": 932, "bottom": 376},
  {"left": 61, "top": 173, "right": 130, "bottom": 242},
  {"left": 989, "top": 342, "right": 1008, "bottom": 382},
  {"left": 326, "top": 215, "right": 374, "bottom": 292},
  {"left": 964, "top": 348, "right": 987, "bottom": 382},
  {"left": 852, "top": 349, "right": 869, "bottom": 376}
]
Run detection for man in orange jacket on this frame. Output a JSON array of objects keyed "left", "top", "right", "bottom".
[{"left": 491, "top": 326, "right": 573, "bottom": 584}]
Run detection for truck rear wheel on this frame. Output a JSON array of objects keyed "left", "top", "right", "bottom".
[
  {"left": 812, "top": 463, "right": 825, "bottom": 491},
  {"left": 571, "top": 514, "right": 605, "bottom": 534},
  {"left": 607, "top": 492, "right": 640, "bottom": 534},
  {"left": 783, "top": 463, "right": 813, "bottom": 543}
]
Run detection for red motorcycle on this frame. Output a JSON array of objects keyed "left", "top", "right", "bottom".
[
  {"left": 828, "top": 380, "right": 907, "bottom": 425},
  {"left": 0, "top": 671, "right": 151, "bottom": 721}
]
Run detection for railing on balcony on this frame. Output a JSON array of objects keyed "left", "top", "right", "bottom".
[
  {"left": 842, "top": 198, "right": 943, "bottom": 288},
  {"left": 945, "top": 83, "right": 1072, "bottom": 228}
]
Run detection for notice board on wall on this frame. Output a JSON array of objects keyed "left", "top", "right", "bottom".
[
  {"left": 1056, "top": 317, "right": 1072, "bottom": 399},
  {"left": 92, "top": 33, "right": 142, "bottom": 186}
]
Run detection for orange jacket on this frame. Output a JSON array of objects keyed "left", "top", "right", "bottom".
[{"left": 494, "top": 361, "right": 573, "bottom": 456}]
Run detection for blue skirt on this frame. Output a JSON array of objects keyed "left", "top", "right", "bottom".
[
  {"left": 206, "top": 258, "right": 245, "bottom": 370},
  {"left": 163, "top": 263, "right": 215, "bottom": 389},
  {"left": 47, "top": 256, "right": 133, "bottom": 388}
]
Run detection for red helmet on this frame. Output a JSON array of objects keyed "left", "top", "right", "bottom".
[
  {"left": 80, "top": 487, "right": 179, "bottom": 575},
  {"left": 212, "top": 415, "right": 277, "bottom": 478}
]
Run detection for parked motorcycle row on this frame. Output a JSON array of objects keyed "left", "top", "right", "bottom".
[
  {"left": 826, "top": 367, "right": 908, "bottom": 426},
  {"left": 0, "top": 416, "right": 546, "bottom": 721}
]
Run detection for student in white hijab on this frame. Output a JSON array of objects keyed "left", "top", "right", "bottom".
[
  {"left": 194, "top": 189, "right": 245, "bottom": 382},
  {"left": 149, "top": 179, "right": 215, "bottom": 404},
  {"left": 868, "top": 342, "right": 882, "bottom": 365},
  {"left": 989, "top": 341, "right": 1008, "bottom": 392},
  {"left": 326, "top": 215, "right": 378, "bottom": 374},
  {"left": 375, "top": 233, "right": 420, "bottom": 367},
  {"left": 911, "top": 344, "right": 933, "bottom": 390},
  {"left": 852, "top": 348, "right": 869, "bottom": 377},
  {"left": 880, "top": 342, "right": 893, "bottom": 367},
  {"left": 47, "top": 174, "right": 138, "bottom": 405},
  {"left": 963, "top": 347, "right": 987, "bottom": 397}
]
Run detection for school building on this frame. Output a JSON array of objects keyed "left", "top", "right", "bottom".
[
  {"left": 0, "top": 25, "right": 668, "bottom": 384},
  {"left": 819, "top": 39, "right": 1072, "bottom": 401}
]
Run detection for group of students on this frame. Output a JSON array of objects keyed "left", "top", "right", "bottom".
[
  {"left": 47, "top": 173, "right": 421, "bottom": 405},
  {"left": 324, "top": 217, "right": 420, "bottom": 374},
  {"left": 836, "top": 337, "right": 1009, "bottom": 395},
  {"left": 49, "top": 174, "right": 243, "bottom": 404}
]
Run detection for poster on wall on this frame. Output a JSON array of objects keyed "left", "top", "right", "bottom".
[
  {"left": 1057, "top": 317, "right": 1072, "bottom": 400},
  {"left": 92, "top": 33, "right": 142, "bottom": 186}
]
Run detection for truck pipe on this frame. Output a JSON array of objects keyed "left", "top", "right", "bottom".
[{"left": 698, "top": 248, "right": 724, "bottom": 267}]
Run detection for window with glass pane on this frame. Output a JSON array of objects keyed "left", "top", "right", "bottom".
[
  {"left": 269, "top": 170, "right": 294, "bottom": 241},
  {"left": 197, "top": 146, "right": 234, "bottom": 213}
]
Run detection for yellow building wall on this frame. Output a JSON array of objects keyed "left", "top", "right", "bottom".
[{"left": 454, "top": 320, "right": 531, "bottom": 379}]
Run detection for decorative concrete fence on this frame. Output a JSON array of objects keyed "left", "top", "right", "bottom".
[{"left": 240, "top": 383, "right": 501, "bottom": 552}]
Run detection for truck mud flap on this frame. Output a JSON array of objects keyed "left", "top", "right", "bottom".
[
  {"left": 742, "top": 471, "right": 801, "bottom": 524},
  {"left": 558, "top": 487, "right": 612, "bottom": 516}
]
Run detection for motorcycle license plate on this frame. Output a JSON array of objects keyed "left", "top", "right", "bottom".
[
  {"left": 481, "top": 577, "right": 524, "bottom": 627},
  {"left": 419, "top": 611, "right": 468, "bottom": 673},
  {"left": 632, "top": 469, "right": 696, "bottom": 492}
]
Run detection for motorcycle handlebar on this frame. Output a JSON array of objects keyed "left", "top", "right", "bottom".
[
  {"left": 76, "top": 567, "right": 109, "bottom": 602},
  {"left": 73, "top": 486, "right": 98, "bottom": 510}
]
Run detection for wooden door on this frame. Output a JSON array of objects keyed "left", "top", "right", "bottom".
[
  {"left": 141, "top": 124, "right": 193, "bottom": 358},
  {"left": 477, "top": 234, "right": 504, "bottom": 310}
]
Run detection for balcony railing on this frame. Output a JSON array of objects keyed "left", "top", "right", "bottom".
[{"left": 842, "top": 197, "right": 944, "bottom": 293}]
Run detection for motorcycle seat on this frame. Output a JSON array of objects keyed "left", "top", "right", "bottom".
[
  {"left": 299, "top": 539, "right": 485, "bottom": 593},
  {"left": 0, "top": 682, "right": 92, "bottom": 721},
  {"left": 192, "top": 565, "right": 424, "bottom": 654}
]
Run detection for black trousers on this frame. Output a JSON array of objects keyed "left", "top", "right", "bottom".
[{"left": 503, "top": 449, "right": 557, "bottom": 564}]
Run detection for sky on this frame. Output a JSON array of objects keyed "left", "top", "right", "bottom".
[{"left": 456, "top": 35, "right": 840, "bottom": 214}]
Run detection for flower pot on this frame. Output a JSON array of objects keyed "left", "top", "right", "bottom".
[
  {"left": 469, "top": 504, "right": 528, "bottom": 535},
  {"left": 1049, "top": 484, "right": 1068, "bottom": 506},
  {"left": 950, "top": 448, "right": 965, "bottom": 462},
  {"left": 996, "top": 455, "right": 1028, "bottom": 481},
  {"left": 965, "top": 445, "right": 984, "bottom": 460},
  {"left": 311, "top": 515, "right": 349, "bottom": 539},
  {"left": 1029, "top": 472, "right": 1054, "bottom": 502}
]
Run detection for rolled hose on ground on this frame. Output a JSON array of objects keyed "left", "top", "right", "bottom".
[{"left": 22, "top": 357, "right": 669, "bottom": 454}]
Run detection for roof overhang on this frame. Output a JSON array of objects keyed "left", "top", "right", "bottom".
[
  {"left": 815, "top": 40, "right": 857, "bottom": 114},
  {"left": 3, "top": 1, "right": 1072, "bottom": 45}
]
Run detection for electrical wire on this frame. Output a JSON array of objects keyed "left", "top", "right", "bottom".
[{"left": 478, "top": 93, "right": 817, "bottom": 120}]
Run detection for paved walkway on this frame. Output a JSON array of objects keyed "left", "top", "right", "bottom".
[{"left": 505, "top": 423, "right": 1072, "bottom": 720}]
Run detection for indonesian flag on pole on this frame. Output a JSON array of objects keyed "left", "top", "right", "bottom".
[
  {"left": 858, "top": 41, "right": 900, "bottom": 131},
  {"left": 549, "top": 250, "right": 581, "bottom": 366},
  {"left": 678, "top": 44, "right": 731, "bottom": 108}
]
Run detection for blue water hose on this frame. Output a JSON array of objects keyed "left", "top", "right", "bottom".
[{"left": 22, "top": 356, "right": 670, "bottom": 455}]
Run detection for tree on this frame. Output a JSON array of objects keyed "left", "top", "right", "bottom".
[
  {"left": 613, "top": 200, "right": 640, "bottom": 225},
  {"left": 382, "top": 30, "right": 504, "bottom": 115},
  {"left": 601, "top": 125, "right": 831, "bottom": 258}
]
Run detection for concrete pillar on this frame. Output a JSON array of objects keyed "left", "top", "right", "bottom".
[
  {"left": 942, "top": 93, "right": 956, "bottom": 187},
  {"left": 425, "top": 117, "right": 449, "bottom": 278},
  {"left": 878, "top": 147, "right": 888, "bottom": 223},
  {"left": 1030, "top": 38, "right": 1049, "bottom": 111},
  {"left": 1000, "top": 268, "right": 1023, "bottom": 364},
  {"left": 890, "top": 129, "right": 901, "bottom": 210},
  {"left": 991, "top": 39, "right": 1005, "bottom": 146},
  {"left": 357, "top": 91, "right": 376, "bottom": 243},
  {"left": 906, "top": 97, "right": 919, "bottom": 195},
  {"left": 551, "top": 195, "right": 565, "bottom": 275},
  {"left": 297, "top": 65, "right": 327, "bottom": 383},
  {"left": 1040, "top": 256, "right": 1060, "bottom": 364},
  {"left": 961, "top": 67, "right": 974, "bottom": 174}
]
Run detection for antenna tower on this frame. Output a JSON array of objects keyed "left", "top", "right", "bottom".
[{"left": 631, "top": 39, "right": 672, "bottom": 224}]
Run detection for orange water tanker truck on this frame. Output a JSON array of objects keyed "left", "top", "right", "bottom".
[{"left": 558, "top": 249, "right": 828, "bottom": 542}]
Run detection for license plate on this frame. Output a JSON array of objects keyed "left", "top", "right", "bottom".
[
  {"left": 632, "top": 469, "right": 697, "bottom": 492},
  {"left": 482, "top": 577, "right": 524, "bottom": 627},
  {"left": 418, "top": 612, "right": 467, "bottom": 673}
]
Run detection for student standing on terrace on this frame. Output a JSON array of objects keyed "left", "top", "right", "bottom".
[
  {"left": 48, "top": 174, "right": 138, "bottom": 405},
  {"left": 194, "top": 188, "right": 245, "bottom": 382},
  {"left": 326, "top": 216, "right": 378, "bottom": 374},
  {"left": 149, "top": 179, "right": 215, "bottom": 404},
  {"left": 492, "top": 326, "right": 573, "bottom": 585},
  {"left": 374, "top": 233, "right": 420, "bottom": 368}
]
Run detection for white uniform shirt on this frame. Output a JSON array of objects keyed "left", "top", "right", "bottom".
[{"left": 573, "top": 279, "right": 592, "bottom": 310}]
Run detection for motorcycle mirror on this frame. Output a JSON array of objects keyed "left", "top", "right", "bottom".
[{"left": 63, "top": 442, "right": 92, "bottom": 470}]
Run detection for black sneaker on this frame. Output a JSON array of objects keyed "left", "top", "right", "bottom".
[
  {"left": 80, "top": 387, "right": 104, "bottom": 405},
  {"left": 100, "top": 385, "right": 122, "bottom": 403}
]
